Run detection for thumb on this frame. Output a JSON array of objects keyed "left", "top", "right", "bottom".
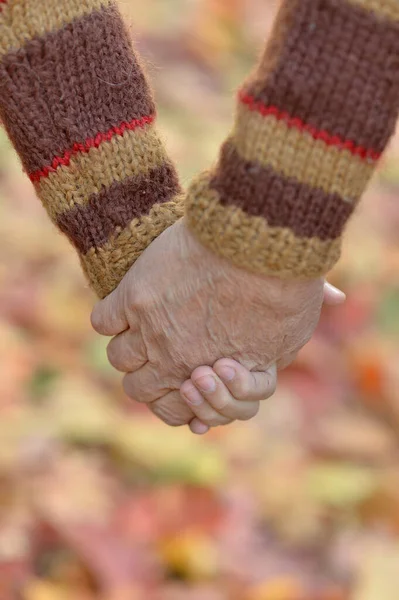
[
  {"left": 91, "top": 285, "right": 129, "bottom": 336},
  {"left": 323, "top": 281, "right": 346, "bottom": 306}
]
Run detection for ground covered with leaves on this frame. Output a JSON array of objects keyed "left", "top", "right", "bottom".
[{"left": 1, "top": 1, "right": 399, "bottom": 599}]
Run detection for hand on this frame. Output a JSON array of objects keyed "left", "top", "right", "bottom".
[
  {"left": 180, "top": 280, "right": 345, "bottom": 434},
  {"left": 181, "top": 359, "right": 278, "bottom": 434},
  {"left": 91, "top": 219, "right": 341, "bottom": 428}
]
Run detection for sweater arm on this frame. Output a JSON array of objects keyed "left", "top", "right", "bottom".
[
  {"left": 0, "top": 0, "right": 184, "bottom": 298},
  {"left": 185, "top": 0, "right": 399, "bottom": 278}
]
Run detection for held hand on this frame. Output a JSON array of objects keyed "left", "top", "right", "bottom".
[
  {"left": 182, "top": 282, "right": 345, "bottom": 434},
  {"left": 181, "top": 360, "right": 277, "bottom": 434},
  {"left": 91, "top": 220, "right": 342, "bottom": 429}
]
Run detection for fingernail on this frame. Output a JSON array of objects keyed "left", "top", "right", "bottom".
[
  {"left": 183, "top": 385, "right": 203, "bottom": 406},
  {"left": 190, "top": 421, "right": 209, "bottom": 435},
  {"left": 326, "top": 282, "right": 346, "bottom": 298},
  {"left": 195, "top": 376, "right": 216, "bottom": 394},
  {"left": 330, "top": 284, "right": 345, "bottom": 296},
  {"left": 217, "top": 366, "right": 235, "bottom": 382}
]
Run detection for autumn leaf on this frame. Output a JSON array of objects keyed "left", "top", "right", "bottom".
[{"left": 246, "top": 579, "right": 305, "bottom": 600}]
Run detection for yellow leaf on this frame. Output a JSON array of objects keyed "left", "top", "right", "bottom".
[
  {"left": 159, "top": 532, "right": 219, "bottom": 581},
  {"left": 116, "top": 419, "right": 226, "bottom": 485},
  {"left": 24, "top": 580, "right": 69, "bottom": 600},
  {"left": 307, "top": 463, "right": 377, "bottom": 508}
]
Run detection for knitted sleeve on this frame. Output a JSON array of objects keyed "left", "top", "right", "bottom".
[
  {"left": 0, "top": 0, "right": 183, "bottom": 298},
  {"left": 185, "top": 0, "right": 399, "bottom": 279}
]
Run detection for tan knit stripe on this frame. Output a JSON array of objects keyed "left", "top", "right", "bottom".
[
  {"left": 0, "top": 0, "right": 113, "bottom": 57},
  {"left": 233, "top": 104, "right": 374, "bottom": 203},
  {"left": 35, "top": 125, "right": 167, "bottom": 221},
  {"left": 185, "top": 173, "right": 342, "bottom": 279},
  {"left": 81, "top": 198, "right": 185, "bottom": 298},
  {"left": 347, "top": 0, "right": 399, "bottom": 21}
]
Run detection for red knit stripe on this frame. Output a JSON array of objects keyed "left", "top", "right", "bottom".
[
  {"left": 0, "top": 0, "right": 7, "bottom": 10},
  {"left": 29, "top": 114, "right": 156, "bottom": 183},
  {"left": 239, "top": 91, "right": 381, "bottom": 162}
]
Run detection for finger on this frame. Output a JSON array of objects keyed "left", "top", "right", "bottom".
[
  {"left": 180, "top": 377, "right": 233, "bottom": 427},
  {"left": 123, "top": 365, "right": 168, "bottom": 404},
  {"left": 213, "top": 360, "right": 277, "bottom": 402},
  {"left": 183, "top": 366, "right": 261, "bottom": 422},
  {"left": 323, "top": 282, "right": 346, "bottom": 306},
  {"left": 189, "top": 419, "right": 210, "bottom": 435},
  {"left": 182, "top": 364, "right": 259, "bottom": 423},
  {"left": 107, "top": 329, "right": 148, "bottom": 373},
  {"left": 91, "top": 286, "right": 129, "bottom": 336},
  {"left": 149, "top": 392, "right": 195, "bottom": 427}
]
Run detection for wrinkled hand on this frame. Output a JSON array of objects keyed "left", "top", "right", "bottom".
[
  {"left": 91, "top": 219, "right": 337, "bottom": 428},
  {"left": 180, "top": 282, "right": 344, "bottom": 433}
]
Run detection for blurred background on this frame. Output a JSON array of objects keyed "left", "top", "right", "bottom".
[{"left": 1, "top": 0, "right": 399, "bottom": 598}]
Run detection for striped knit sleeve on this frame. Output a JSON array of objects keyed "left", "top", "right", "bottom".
[
  {"left": 0, "top": 0, "right": 184, "bottom": 298},
  {"left": 185, "top": 0, "right": 399, "bottom": 279}
]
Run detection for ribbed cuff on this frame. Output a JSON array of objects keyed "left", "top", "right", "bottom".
[
  {"left": 81, "top": 197, "right": 185, "bottom": 298},
  {"left": 185, "top": 171, "right": 341, "bottom": 279},
  {"left": 185, "top": 0, "right": 399, "bottom": 279}
]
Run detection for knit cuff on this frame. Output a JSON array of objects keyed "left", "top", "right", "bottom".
[
  {"left": 186, "top": 0, "right": 399, "bottom": 279},
  {"left": 185, "top": 171, "right": 341, "bottom": 279},
  {"left": 80, "top": 197, "right": 185, "bottom": 298},
  {"left": 0, "top": 0, "right": 183, "bottom": 298}
]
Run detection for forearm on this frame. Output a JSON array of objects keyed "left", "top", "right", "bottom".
[
  {"left": 186, "top": 0, "right": 399, "bottom": 278},
  {"left": 0, "top": 0, "right": 183, "bottom": 298}
]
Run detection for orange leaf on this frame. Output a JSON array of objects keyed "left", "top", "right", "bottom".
[{"left": 246, "top": 579, "right": 304, "bottom": 600}]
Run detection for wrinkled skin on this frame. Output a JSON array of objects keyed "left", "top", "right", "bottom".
[{"left": 91, "top": 219, "right": 326, "bottom": 427}]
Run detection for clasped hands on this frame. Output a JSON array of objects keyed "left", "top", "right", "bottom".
[{"left": 91, "top": 220, "right": 344, "bottom": 434}]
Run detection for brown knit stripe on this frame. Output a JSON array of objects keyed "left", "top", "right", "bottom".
[
  {"left": 348, "top": 0, "right": 399, "bottom": 21},
  {"left": 81, "top": 198, "right": 185, "bottom": 298},
  {"left": 185, "top": 173, "right": 341, "bottom": 279},
  {"left": 35, "top": 125, "right": 168, "bottom": 221},
  {"left": 57, "top": 162, "right": 180, "bottom": 254},
  {"left": 233, "top": 104, "right": 374, "bottom": 202},
  {"left": 252, "top": 0, "right": 301, "bottom": 85},
  {"left": 243, "top": 0, "right": 399, "bottom": 154},
  {"left": 0, "top": 0, "right": 112, "bottom": 57},
  {"left": 0, "top": 4, "right": 155, "bottom": 174},
  {"left": 209, "top": 141, "right": 353, "bottom": 241}
]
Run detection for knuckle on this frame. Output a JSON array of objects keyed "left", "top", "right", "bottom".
[
  {"left": 106, "top": 340, "right": 120, "bottom": 368},
  {"left": 210, "top": 395, "right": 229, "bottom": 411},
  {"left": 123, "top": 368, "right": 165, "bottom": 404},
  {"left": 107, "top": 337, "right": 139, "bottom": 373},
  {"left": 123, "top": 375, "right": 148, "bottom": 402},
  {"left": 235, "top": 376, "right": 251, "bottom": 399},
  {"left": 122, "top": 375, "right": 135, "bottom": 399},
  {"left": 150, "top": 403, "right": 190, "bottom": 427},
  {"left": 130, "top": 288, "right": 153, "bottom": 313},
  {"left": 241, "top": 403, "right": 260, "bottom": 421},
  {"left": 159, "top": 415, "right": 187, "bottom": 427},
  {"left": 90, "top": 308, "right": 104, "bottom": 333},
  {"left": 169, "top": 419, "right": 189, "bottom": 427},
  {"left": 207, "top": 415, "right": 229, "bottom": 427},
  {"left": 266, "top": 375, "right": 277, "bottom": 397}
]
